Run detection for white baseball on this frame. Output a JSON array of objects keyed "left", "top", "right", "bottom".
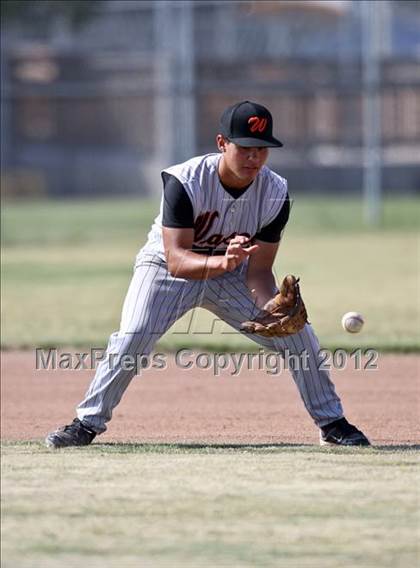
[{"left": 341, "top": 312, "right": 364, "bottom": 333}]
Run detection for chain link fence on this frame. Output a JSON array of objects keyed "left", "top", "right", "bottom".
[{"left": 1, "top": 0, "right": 420, "bottom": 199}]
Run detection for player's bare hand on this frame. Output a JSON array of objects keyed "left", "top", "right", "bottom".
[{"left": 222, "top": 236, "right": 259, "bottom": 272}]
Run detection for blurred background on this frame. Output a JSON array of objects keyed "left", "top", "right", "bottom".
[
  {"left": 2, "top": 0, "right": 420, "bottom": 199},
  {"left": 1, "top": 0, "right": 419, "bottom": 351}
]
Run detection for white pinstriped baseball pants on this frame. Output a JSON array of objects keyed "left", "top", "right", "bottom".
[{"left": 77, "top": 254, "right": 343, "bottom": 433}]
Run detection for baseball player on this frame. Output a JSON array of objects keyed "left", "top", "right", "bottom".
[{"left": 46, "top": 101, "right": 370, "bottom": 448}]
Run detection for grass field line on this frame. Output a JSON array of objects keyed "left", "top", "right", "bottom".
[{"left": 2, "top": 440, "right": 420, "bottom": 454}]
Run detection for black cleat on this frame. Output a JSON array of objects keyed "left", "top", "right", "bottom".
[
  {"left": 320, "top": 417, "right": 370, "bottom": 447},
  {"left": 45, "top": 418, "right": 96, "bottom": 448}
]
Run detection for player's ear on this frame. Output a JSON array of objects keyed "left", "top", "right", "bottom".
[{"left": 216, "top": 134, "right": 228, "bottom": 153}]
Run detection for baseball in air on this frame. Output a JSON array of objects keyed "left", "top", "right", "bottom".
[{"left": 341, "top": 312, "right": 364, "bottom": 333}]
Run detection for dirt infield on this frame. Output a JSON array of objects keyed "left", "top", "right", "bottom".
[{"left": 1, "top": 351, "right": 419, "bottom": 445}]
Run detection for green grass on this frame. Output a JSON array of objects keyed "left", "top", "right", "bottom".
[
  {"left": 0, "top": 198, "right": 159, "bottom": 247},
  {"left": 2, "top": 442, "right": 419, "bottom": 568},
  {"left": 1, "top": 197, "right": 419, "bottom": 351}
]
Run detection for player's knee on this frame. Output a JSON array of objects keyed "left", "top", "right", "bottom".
[{"left": 118, "top": 318, "right": 165, "bottom": 347}]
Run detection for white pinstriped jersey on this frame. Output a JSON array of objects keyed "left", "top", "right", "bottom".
[
  {"left": 139, "top": 153, "right": 288, "bottom": 261},
  {"left": 77, "top": 151, "right": 345, "bottom": 435}
]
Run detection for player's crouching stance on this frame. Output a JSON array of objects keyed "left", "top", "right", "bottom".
[{"left": 46, "top": 101, "right": 370, "bottom": 449}]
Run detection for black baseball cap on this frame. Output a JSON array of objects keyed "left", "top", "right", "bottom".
[{"left": 219, "top": 100, "right": 283, "bottom": 148}]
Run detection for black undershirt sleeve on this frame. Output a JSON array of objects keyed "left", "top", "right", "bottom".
[
  {"left": 162, "top": 172, "right": 290, "bottom": 243},
  {"left": 254, "top": 193, "right": 291, "bottom": 243},
  {"left": 161, "top": 172, "right": 194, "bottom": 228}
]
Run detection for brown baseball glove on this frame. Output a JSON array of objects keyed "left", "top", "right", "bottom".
[{"left": 241, "top": 275, "right": 308, "bottom": 337}]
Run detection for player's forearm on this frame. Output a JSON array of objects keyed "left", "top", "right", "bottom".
[
  {"left": 165, "top": 249, "right": 226, "bottom": 280},
  {"left": 247, "top": 270, "right": 277, "bottom": 308}
]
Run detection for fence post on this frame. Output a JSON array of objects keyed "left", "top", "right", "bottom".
[
  {"left": 153, "top": 1, "right": 195, "bottom": 173},
  {"left": 361, "top": 0, "right": 383, "bottom": 226}
]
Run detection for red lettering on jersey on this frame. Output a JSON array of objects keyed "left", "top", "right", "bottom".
[
  {"left": 194, "top": 212, "right": 251, "bottom": 249},
  {"left": 248, "top": 116, "right": 268, "bottom": 133},
  {"left": 221, "top": 232, "right": 251, "bottom": 246},
  {"left": 205, "top": 234, "right": 224, "bottom": 247},
  {"left": 194, "top": 211, "right": 219, "bottom": 241},
  {"left": 197, "top": 231, "right": 251, "bottom": 248}
]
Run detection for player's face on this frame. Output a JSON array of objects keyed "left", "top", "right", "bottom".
[{"left": 217, "top": 136, "right": 269, "bottom": 188}]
